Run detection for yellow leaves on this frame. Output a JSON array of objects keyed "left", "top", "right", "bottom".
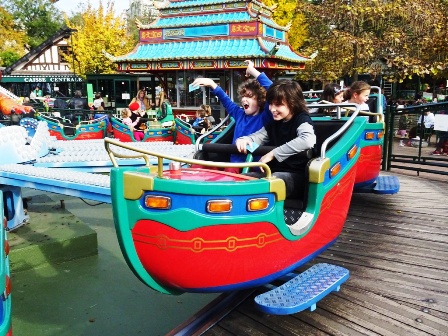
[{"left": 63, "top": 0, "right": 136, "bottom": 77}]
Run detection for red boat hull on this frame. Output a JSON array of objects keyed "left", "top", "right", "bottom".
[
  {"left": 130, "top": 167, "right": 356, "bottom": 291},
  {"left": 355, "top": 145, "right": 382, "bottom": 185}
]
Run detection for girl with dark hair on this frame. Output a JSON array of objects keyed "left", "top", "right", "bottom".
[
  {"left": 236, "top": 80, "right": 316, "bottom": 197},
  {"left": 321, "top": 83, "right": 344, "bottom": 104},
  {"left": 309, "top": 83, "right": 345, "bottom": 115}
]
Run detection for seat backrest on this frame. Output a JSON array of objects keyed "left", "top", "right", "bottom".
[{"left": 313, "top": 120, "right": 345, "bottom": 157}]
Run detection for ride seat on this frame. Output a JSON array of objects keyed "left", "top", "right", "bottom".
[{"left": 283, "top": 120, "right": 345, "bottom": 223}]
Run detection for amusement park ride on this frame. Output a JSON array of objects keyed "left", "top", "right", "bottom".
[{"left": 0, "top": 84, "right": 399, "bottom": 334}]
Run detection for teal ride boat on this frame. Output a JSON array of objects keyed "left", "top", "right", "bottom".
[
  {"left": 37, "top": 112, "right": 108, "bottom": 140},
  {"left": 174, "top": 115, "right": 232, "bottom": 145},
  {"left": 105, "top": 103, "right": 397, "bottom": 298},
  {"left": 0, "top": 192, "right": 12, "bottom": 335},
  {"left": 111, "top": 99, "right": 175, "bottom": 142}
]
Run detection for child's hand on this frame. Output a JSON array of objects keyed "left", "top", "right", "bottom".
[
  {"left": 258, "top": 150, "right": 275, "bottom": 173},
  {"left": 245, "top": 59, "right": 261, "bottom": 78},
  {"left": 192, "top": 78, "right": 218, "bottom": 90},
  {"left": 236, "top": 138, "right": 250, "bottom": 154},
  {"left": 245, "top": 60, "right": 256, "bottom": 77}
]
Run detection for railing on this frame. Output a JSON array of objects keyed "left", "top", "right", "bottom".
[{"left": 383, "top": 101, "right": 448, "bottom": 176}]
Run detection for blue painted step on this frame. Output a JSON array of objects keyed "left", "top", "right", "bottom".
[
  {"left": 254, "top": 263, "right": 349, "bottom": 315},
  {"left": 354, "top": 175, "right": 400, "bottom": 194},
  {"left": 373, "top": 175, "right": 400, "bottom": 194}
]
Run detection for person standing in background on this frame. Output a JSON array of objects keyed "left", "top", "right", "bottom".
[{"left": 130, "top": 89, "right": 150, "bottom": 111}]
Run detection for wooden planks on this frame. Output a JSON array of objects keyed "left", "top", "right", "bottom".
[{"left": 205, "top": 174, "right": 448, "bottom": 336}]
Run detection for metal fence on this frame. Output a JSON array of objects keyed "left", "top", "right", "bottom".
[{"left": 383, "top": 101, "right": 448, "bottom": 176}]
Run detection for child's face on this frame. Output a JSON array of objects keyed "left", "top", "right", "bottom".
[
  {"left": 352, "top": 89, "right": 370, "bottom": 105},
  {"left": 334, "top": 92, "right": 344, "bottom": 103},
  {"left": 240, "top": 90, "right": 260, "bottom": 116},
  {"left": 269, "top": 100, "right": 292, "bottom": 121}
]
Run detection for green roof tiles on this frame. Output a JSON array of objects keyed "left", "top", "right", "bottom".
[
  {"left": 116, "top": 39, "right": 308, "bottom": 62},
  {"left": 152, "top": 12, "right": 251, "bottom": 28}
]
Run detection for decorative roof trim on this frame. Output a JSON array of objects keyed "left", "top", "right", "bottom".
[
  {"left": 113, "top": 38, "right": 310, "bottom": 64},
  {"left": 145, "top": 12, "right": 253, "bottom": 29},
  {"left": 166, "top": 0, "right": 248, "bottom": 9}
]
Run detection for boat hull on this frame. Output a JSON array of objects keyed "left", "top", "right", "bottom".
[
  {"left": 354, "top": 124, "right": 384, "bottom": 188},
  {"left": 38, "top": 114, "right": 107, "bottom": 140},
  {"left": 128, "top": 166, "right": 355, "bottom": 292},
  {"left": 174, "top": 118, "right": 221, "bottom": 145},
  {"left": 111, "top": 117, "right": 174, "bottom": 142},
  {"left": 109, "top": 117, "right": 367, "bottom": 294}
]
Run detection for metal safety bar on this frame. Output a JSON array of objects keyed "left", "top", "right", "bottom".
[{"left": 104, "top": 138, "right": 272, "bottom": 179}]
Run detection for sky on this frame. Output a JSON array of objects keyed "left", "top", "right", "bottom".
[{"left": 54, "top": 0, "right": 129, "bottom": 16}]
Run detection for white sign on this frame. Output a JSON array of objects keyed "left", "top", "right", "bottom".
[
  {"left": 422, "top": 92, "right": 433, "bottom": 100},
  {"left": 121, "top": 93, "right": 130, "bottom": 100},
  {"left": 434, "top": 114, "right": 448, "bottom": 132}
]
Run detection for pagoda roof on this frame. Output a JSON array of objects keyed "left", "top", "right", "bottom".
[
  {"left": 113, "top": 38, "right": 308, "bottom": 63},
  {"left": 165, "top": 0, "right": 270, "bottom": 10},
  {"left": 148, "top": 12, "right": 286, "bottom": 31}
]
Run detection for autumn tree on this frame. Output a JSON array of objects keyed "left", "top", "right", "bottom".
[
  {"left": 1, "top": 0, "right": 63, "bottom": 50},
  {"left": 295, "top": 0, "right": 448, "bottom": 83},
  {"left": 0, "top": 6, "right": 27, "bottom": 66},
  {"left": 63, "top": 0, "right": 137, "bottom": 78},
  {"left": 261, "top": 0, "right": 308, "bottom": 50}
]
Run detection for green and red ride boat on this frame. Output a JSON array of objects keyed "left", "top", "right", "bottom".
[{"left": 105, "top": 102, "right": 398, "bottom": 296}]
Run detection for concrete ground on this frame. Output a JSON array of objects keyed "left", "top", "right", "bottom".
[{"left": 10, "top": 188, "right": 217, "bottom": 336}]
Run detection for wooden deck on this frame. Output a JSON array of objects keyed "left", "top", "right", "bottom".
[{"left": 205, "top": 174, "right": 448, "bottom": 336}]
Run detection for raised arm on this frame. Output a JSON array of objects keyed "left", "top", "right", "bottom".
[{"left": 191, "top": 78, "right": 218, "bottom": 90}]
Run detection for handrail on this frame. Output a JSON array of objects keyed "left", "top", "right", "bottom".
[
  {"left": 37, "top": 112, "right": 72, "bottom": 125},
  {"left": 308, "top": 100, "right": 384, "bottom": 121},
  {"left": 38, "top": 112, "right": 108, "bottom": 126},
  {"left": 195, "top": 115, "right": 230, "bottom": 151},
  {"left": 319, "top": 104, "right": 360, "bottom": 159},
  {"left": 104, "top": 137, "right": 272, "bottom": 179},
  {"left": 315, "top": 103, "right": 362, "bottom": 159}
]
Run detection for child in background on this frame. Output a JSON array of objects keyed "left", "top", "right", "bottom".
[
  {"left": 344, "top": 81, "right": 371, "bottom": 111},
  {"left": 192, "top": 108, "right": 207, "bottom": 133},
  {"left": 236, "top": 80, "right": 316, "bottom": 198},
  {"left": 121, "top": 108, "right": 133, "bottom": 126},
  {"left": 397, "top": 113, "right": 409, "bottom": 146},
  {"left": 191, "top": 60, "right": 273, "bottom": 173},
  {"left": 126, "top": 103, "right": 145, "bottom": 141},
  {"left": 202, "top": 104, "right": 215, "bottom": 125},
  {"left": 309, "top": 83, "right": 345, "bottom": 115},
  {"left": 93, "top": 93, "right": 104, "bottom": 110}
]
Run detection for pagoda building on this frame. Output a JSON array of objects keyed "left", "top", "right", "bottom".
[{"left": 107, "top": 0, "right": 310, "bottom": 115}]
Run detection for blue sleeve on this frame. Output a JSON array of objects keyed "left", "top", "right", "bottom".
[
  {"left": 211, "top": 86, "right": 244, "bottom": 118},
  {"left": 257, "top": 72, "right": 273, "bottom": 90},
  {"left": 257, "top": 73, "right": 273, "bottom": 125}
]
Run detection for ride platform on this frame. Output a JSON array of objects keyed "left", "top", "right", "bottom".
[
  {"left": 202, "top": 173, "right": 448, "bottom": 335},
  {"left": 8, "top": 193, "right": 98, "bottom": 272}
]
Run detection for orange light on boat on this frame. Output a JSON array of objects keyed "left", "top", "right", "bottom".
[
  {"left": 347, "top": 145, "right": 357, "bottom": 161},
  {"left": 4, "top": 240, "right": 9, "bottom": 256},
  {"left": 247, "top": 198, "right": 269, "bottom": 211},
  {"left": 365, "top": 132, "right": 375, "bottom": 140},
  {"left": 330, "top": 162, "right": 341, "bottom": 178},
  {"left": 207, "top": 200, "right": 232, "bottom": 213},
  {"left": 144, "top": 196, "right": 171, "bottom": 209},
  {"left": 3, "top": 275, "right": 11, "bottom": 299},
  {"left": 377, "top": 131, "right": 384, "bottom": 139}
]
